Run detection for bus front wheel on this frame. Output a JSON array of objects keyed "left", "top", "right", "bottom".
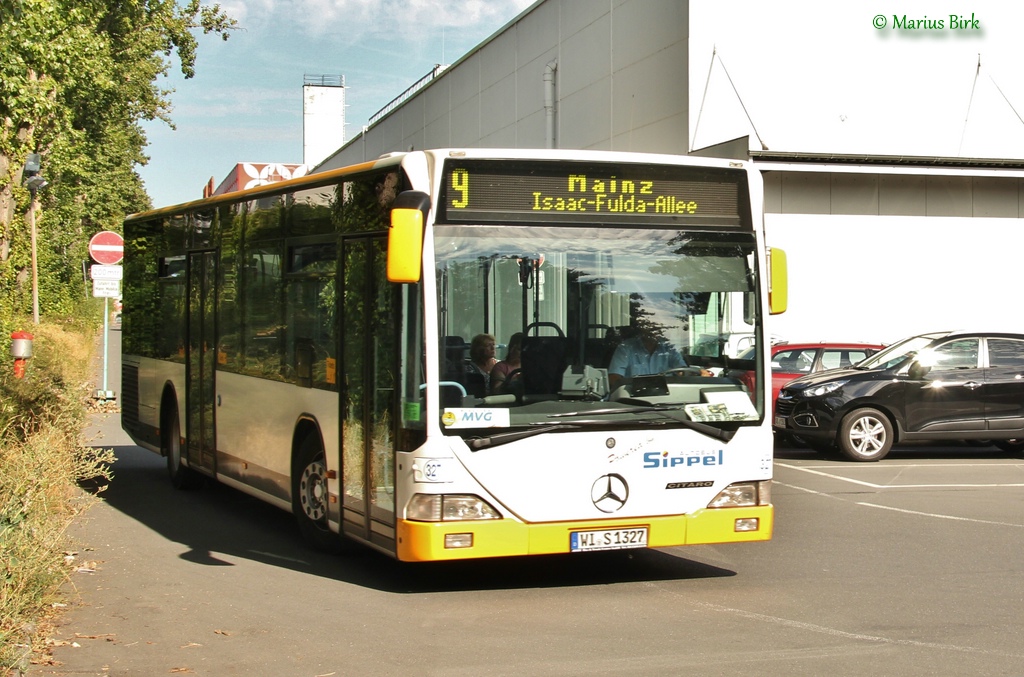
[{"left": 293, "top": 435, "right": 343, "bottom": 553}]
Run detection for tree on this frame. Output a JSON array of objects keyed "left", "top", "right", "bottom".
[{"left": 0, "top": 0, "right": 236, "bottom": 324}]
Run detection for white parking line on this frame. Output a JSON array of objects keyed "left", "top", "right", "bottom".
[
  {"left": 689, "top": 601, "right": 1024, "bottom": 659},
  {"left": 851, "top": 502, "right": 1024, "bottom": 528},
  {"left": 775, "top": 461, "right": 1024, "bottom": 489},
  {"left": 775, "top": 462, "right": 1024, "bottom": 527}
]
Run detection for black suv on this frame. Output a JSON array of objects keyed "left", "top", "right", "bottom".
[{"left": 774, "top": 331, "right": 1024, "bottom": 461}]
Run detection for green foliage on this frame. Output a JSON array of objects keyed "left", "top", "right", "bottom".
[
  {"left": 0, "top": 1, "right": 236, "bottom": 667},
  {"left": 0, "top": 321, "right": 115, "bottom": 673},
  {"left": 0, "top": 0, "right": 236, "bottom": 326}
]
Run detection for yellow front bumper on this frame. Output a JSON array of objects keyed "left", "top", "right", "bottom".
[{"left": 395, "top": 505, "right": 773, "bottom": 562}]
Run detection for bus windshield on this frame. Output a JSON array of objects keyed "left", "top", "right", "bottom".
[{"left": 434, "top": 224, "right": 762, "bottom": 430}]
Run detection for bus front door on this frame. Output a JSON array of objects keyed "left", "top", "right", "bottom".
[
  {"left": 185, "top": 250, "right": 217, "bottom": 477},
  {"left": 339, "top": 235, "right": 397, "bottom": 552}
]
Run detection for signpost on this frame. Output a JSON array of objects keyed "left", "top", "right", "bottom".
[
  {"left": 89, "top": 231, "right": 123, "bottom": 401},
  {"left": 88, "top": 230, "right": 124, "bottom": 265}
]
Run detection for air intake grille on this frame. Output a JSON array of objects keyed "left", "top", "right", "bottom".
[{"left": 121, "top": 363, "right": 139, "bottom": 429}]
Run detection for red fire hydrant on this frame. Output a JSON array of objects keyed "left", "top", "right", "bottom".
[{"left": 11, "top": 330, "right": 33, "bottom": 379}]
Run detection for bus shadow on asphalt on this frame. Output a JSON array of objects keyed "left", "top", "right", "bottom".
[{"left": 81, "top": 444, "right": 736, "bottom": 593}]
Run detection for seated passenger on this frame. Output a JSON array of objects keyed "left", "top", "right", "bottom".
[
  {"left": 466, "top": 333, "right": 497, "bottom": 396},
  {"left": 608, "top": 326, "right": 687, "bottom": 390},
  {"left": 490, "top": 332, "right": 523, "bottom": 394}
]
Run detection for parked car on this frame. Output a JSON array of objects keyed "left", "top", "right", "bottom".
[
  {"left": 774, "top": 331, "right": 1024, "bottom": 461},
  {"left": 689, "top": 332, "right": 757, "bottom": 359},
  {"left": 111, "top": 296, "right": 123, "bottom": 330},
  {"left": 730, "top": 341, "right": 885, "bottom": 414}
]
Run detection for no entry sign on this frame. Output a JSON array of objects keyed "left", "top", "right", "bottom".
[{"left": 89, "top": 230, "right": 124, "bottom": 265}]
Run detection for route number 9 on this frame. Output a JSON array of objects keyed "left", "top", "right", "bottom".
[{"left": 451, "top": 168, "right": 469, "bottom": 208}]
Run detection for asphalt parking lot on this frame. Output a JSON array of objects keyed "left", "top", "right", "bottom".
[{"left": 775, "top": 439, "right": 1024, "bottom": 489}]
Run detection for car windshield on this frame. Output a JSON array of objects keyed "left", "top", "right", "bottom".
[
  {"left": 434, "top": 224, "right": 764, "bottom": 431},
  {"left": 855, "top": 333, "right": 946, "bottom": 370}
]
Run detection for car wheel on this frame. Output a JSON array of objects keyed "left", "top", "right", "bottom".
[
  {"left": 838, "top": 407, "right": 893, "bottom": 462},
  {"left": 994, "top": 439, "right": 1024, "bottom": 453},
  {"left": 785, "top": 433, "right": 810, "bottom": 448}
]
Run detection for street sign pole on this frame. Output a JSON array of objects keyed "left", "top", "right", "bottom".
[
  {"left": 96, "top": 296, "right": 114, "bottom": 400},
  {"left": 88, "top": 234, "right": 123, "bottom": 403}
]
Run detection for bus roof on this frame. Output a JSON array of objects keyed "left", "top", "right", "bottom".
[{"left": 127, "top": 148, "right": 753, "bottom": 222}]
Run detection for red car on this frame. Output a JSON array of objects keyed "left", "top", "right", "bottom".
[{"left": 731, "top": 342, "right": 885, "bottom": 414}]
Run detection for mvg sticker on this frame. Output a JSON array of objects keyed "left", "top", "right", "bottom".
[{"left": 441, "top": 408, "right": 511, "bottom": 429}]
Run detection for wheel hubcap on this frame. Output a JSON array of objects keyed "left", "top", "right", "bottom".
[
  {"left": 850, "top": 416, "right": 885, "bottom": 455},
  {"left": 299, "top": 459, "right": 328, "bottom": 521}
]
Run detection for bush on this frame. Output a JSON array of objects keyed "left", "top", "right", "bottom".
[{"left": 0, "top": 321, "right": 115, "bottom": 673}]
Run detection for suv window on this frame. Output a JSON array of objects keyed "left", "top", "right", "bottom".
[
  {"left": 988, "top": 338, "right": 1024, "bottom": 369},
  {"left": 928, "top": 338, "right": 980, "bottom": 369}
]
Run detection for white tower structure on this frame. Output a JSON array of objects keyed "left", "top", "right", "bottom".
[{"left": 302, "top": 75, "right": 346, "bottom": 168}]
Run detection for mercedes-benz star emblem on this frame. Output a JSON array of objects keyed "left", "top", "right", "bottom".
[{"left": 591, "top": 473, "right": 629, "bottom": 513}]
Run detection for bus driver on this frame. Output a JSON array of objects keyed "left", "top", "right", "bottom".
[{"left": 607, "top": 325, "right": 689, "bottom": 390}]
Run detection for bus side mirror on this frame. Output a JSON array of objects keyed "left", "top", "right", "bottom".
[
  {"left": 387, "top": 191, "right": 431, "bottom": 283},
  {"left": 768, "top": 247, "right": 788, "bottom": 315}
]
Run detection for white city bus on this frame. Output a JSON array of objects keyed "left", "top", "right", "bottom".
[{"left": 121, "top": 149, "right": 787, "bottom": 562}]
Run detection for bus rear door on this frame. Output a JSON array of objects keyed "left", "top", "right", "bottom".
[{"left": 186, "top": 250, "right": 217, "bottom": 477}]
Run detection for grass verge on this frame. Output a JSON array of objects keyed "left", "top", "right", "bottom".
[{"left": 0, "top": 321, "right": 115, "bottom": 674}]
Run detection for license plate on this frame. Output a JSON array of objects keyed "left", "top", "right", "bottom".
[
  {"left": 570, "top": 527, "right": 648, "bottom": 552},
  {"left": 774, "top": 416, "right": 786, "bottom": 428}
]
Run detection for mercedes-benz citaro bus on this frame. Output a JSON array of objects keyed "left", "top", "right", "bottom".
[{"left": 120, "top": 148, "right": 787, "bottom": 562}]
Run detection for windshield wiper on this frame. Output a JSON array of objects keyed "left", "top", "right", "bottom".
[
  {"left": 548, "top": 406, "right": 736, "bottom": 442},
  {"left": 467, "top": 418, "right": 680, "bottom": 450},
  {"left": 467, "top": 404, "right": 740, "bottom": 450},
  {"left": 466, "top": 424, "right": 580, "bottom": 451}
]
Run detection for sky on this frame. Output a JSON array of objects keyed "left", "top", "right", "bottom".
[
  {"left": 688, "top": 1, "right": 1024, "bottom": 158},
  {"left": 138, "top": 1, "right": 1024, "bottom": 209},
  {"left": 138, "top": 0, "right": 536, "bottom": 208}
]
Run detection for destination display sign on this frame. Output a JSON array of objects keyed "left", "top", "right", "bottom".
[{"left": 439, "top": 159, "right": 747, "bottom": 227}]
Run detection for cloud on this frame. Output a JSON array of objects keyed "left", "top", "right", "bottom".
[
  {"left": 218, "top": 0, "right": 535, "bottom": 39},
  {"left": 170, "top": 84, "right": 296, "bottom": 120}
]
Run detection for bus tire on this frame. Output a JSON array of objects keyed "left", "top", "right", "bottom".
[
  {"left": 293, "top": 434, "right": 343, "bottom": 553},
  {"left": 164, "top": 407, "right": 203, "bottom": 490},
  {"left": 838, "top": 407, "right": 893, "bottom": 462}
]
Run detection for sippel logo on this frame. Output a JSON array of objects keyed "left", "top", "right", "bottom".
[
  {"left": 591, "top": 473, "right": 629, "bottom": 513},
  {"left": 643, "top": 450, "right": 724, "bottom": 469}
]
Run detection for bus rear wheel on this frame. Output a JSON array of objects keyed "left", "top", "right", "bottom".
[
  {"left": 293, "top": 435, "right": 343, "bottom": 553},
  {"left": 164, "top": 408, "right": 203, "bottom": 489}
]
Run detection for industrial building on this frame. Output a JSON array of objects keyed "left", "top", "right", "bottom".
[{"left": 314, "top": 0, "right": 1024, "bottom": 343}]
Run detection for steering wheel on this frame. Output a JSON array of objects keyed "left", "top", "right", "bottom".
[{"left": 663, "top": 366, "right": 710, "bottom": 377}]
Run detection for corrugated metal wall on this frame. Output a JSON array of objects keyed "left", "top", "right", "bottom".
[{"left": 318, "top": 0, "right": 690, "bottom": 170}]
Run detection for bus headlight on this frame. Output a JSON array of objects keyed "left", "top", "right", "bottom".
[
  {"left": 707, "top": 481, "right": 771, "bottom": 508},
  {"left": 406, "top": 494, "right": 502, "bottom": 522}
]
